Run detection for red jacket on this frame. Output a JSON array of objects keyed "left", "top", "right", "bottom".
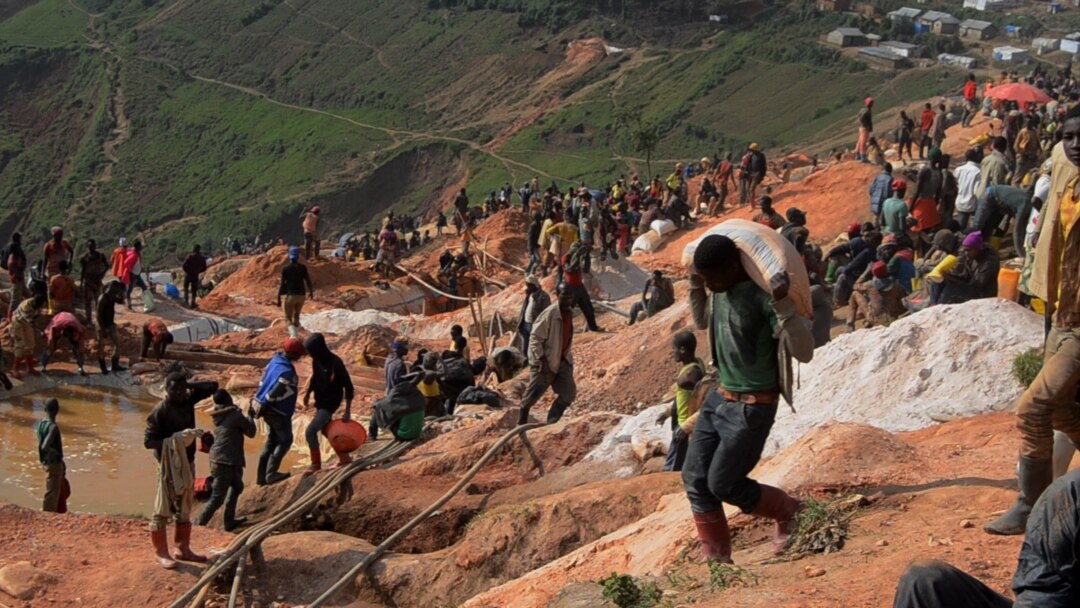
[
  {"left": 963, "top": 80, "right": 977, "bottom": 102},
  {"left": 920, "top": 108, "right": 935, "bottom": 133}
]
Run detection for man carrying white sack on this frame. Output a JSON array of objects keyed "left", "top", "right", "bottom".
[{"left": 682, "top": 233, "right": 814, "bottom": 563}]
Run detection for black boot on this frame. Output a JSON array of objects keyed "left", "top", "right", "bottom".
[
  {"left": 99, "top": 358, "right": 109, "bottom": 375},
  {"left": 265, "top": 472, "right": 290, "bottom": 485},
  {"left": 223, "top": 497, "right": 245, "bottom": 532},
  {"left": 985, "top": 456, "right": 1052, "bottom": 535},
  {"left": 111, "top": 355, "right": 126, "bottom": 372},
  {"left": 255, "top": 453, "right": 269, "bottom": 486}
]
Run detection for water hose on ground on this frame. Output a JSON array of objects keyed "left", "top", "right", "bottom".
[
  {"left": 170, "top": 438, "right": 417, "bottom": 608},
  {"left": 305, "top": 422, "right": 546, "bottom": 608}
]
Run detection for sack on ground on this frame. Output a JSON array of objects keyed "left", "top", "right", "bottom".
[{"left": 457, "top": 385, "right": 502, "bottom": 408}]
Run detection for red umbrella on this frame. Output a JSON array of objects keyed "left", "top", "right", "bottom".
[{"left": 985, "top": 82, "right": 1052, "bottom": 104}]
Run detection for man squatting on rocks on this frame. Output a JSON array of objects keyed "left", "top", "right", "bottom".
[
  {"left": 684, "top": 234, "right": 814, "bottom": 561},
  {"left": 144, "top": 372, "right": 219, "bottom": 569}
]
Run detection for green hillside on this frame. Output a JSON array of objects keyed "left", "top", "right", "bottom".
[{"left": 0, "top": 0, "right": 966, "bottom": 263}]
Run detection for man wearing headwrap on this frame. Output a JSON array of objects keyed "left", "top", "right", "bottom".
[
  {"left": 277, "top": 246, "right": 314, "bottom": 338},
  {"left": 938, "top": 232, "right": 1000, "bottom": 304}
]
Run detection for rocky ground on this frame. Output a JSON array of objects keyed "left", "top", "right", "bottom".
[{"left": 0, "top": 115, "right": 1056, "bottom": 608}]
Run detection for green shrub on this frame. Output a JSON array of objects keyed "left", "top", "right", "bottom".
[
  {"left": 1012, "top": 348, "right": 1043, "bottom": 388},
  {"left": 598, "top": 573, "right": 661, "bottom": 608}
]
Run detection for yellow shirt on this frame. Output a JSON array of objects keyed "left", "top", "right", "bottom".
[
  {"left": 1057, "top": 177, "right": 1080, "bottom": 308},
  {"left": 418, "top": 377, "right": 441, "bottom": 398},
  {"left": 674, "top": 360, "right": 704, "bottom": 425}
]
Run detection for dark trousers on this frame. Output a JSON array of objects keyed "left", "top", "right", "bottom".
[
  {"left": 629, "top": 301, "right": 644, "bottom": 325},
  {"left": 892, "top": 561, "right": 1012, "bottom": 608},
  {"left": 305, "top": 408, "right": 333, "bottom": 453},
  {"left": 183, "top": 276, "right": 200, "bottom": 308},
  {"left": 682, "top": 391, "right": 777, "bottom": 513},
  {"left": 919, "top": 131, "right": 932, "bottom": 159},
  {"left": 518, "top": 360, "right": 576, "bottom": 425},
  {"left": 570, "top": 284, "right": 599, "bottom": 331},
  {"left": 195, "top": 463, "right": 244, "bottom": 526},
  {"left": 663, "top": 415, "right": 689, "bottom": 472},
  {"left": 442, "top": 379, "right": 474, "bottom": 415},
  {"left": 833, "top": 273, "right": 855, "bottom": 306},
  {"left": 526, "top": 248, "right": 541, "bottom": 275},
  {"left": 257, "top": 408, "right": 293, "bottom": 481}
]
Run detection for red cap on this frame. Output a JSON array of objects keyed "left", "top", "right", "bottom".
[
  {"left": 311, "top": 206, "right": 321, "bottom": 214},
  {"left": 284, "top": 338, "right": 306, "bottom": 357},
  {"left": 891, "top": 178, "right": 907, "bottom": 191},
  {"left": 847, "top": 221, "right": 861, "bottom": 235},
  {"left": 871, "top": 261, "right": 889, "bottom": 278}
]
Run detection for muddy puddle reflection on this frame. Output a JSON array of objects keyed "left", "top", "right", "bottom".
[{"left": 0, "top": 385, "right": 297, "bottom": 516}]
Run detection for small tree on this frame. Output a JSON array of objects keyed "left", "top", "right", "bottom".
[{"left": 616, "top": 108, "right": 660, "bottom": 178}]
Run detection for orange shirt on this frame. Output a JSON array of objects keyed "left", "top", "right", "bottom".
[{"left": 49, "top": 275, "right": 75, "bottom": 305}]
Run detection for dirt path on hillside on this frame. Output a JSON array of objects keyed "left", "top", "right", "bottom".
[
  {"left": 162, "top": 63, "right": 566, "bottom": 181},
  {"left": 281, "top": 0, "right": 391, "bottom": 70}
]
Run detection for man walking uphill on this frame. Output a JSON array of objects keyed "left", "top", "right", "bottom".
[
  {"left": 254, "top": 338, "right": 305, "bottom": 486},
  {"left": 518, "top": 283, "right": 577, "bottom": 426},
  {"left": 278, "top": 246, "right": 314, "bottom": 338},
  {"left": 301, "top": 333, "right": 353, "bottom": 475},
  {"left": 984, "top": 107, "right": 1080, "bottom": 536},
  {"left": 683, "top": 234, "right": 814, "bottom": 563}
]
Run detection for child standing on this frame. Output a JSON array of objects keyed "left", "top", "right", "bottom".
[
  {"left": 657, "top": 331, "right": 704, "bottom": 472},
  {"left": 195, "top": 390, "right": 256, "bottom": 531},
  {"left": 37, "top": 398, "right": 69, "bottom": 512}
]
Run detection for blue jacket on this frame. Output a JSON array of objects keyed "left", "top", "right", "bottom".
[
  {"left": 255, "top": 353, "right": 299, "bottom": 417},
  {"left": 868, "top": 172, "right": 893, "bottom": 216}
]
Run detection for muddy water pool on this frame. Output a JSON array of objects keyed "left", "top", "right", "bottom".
[{"left": 0, "top": 385, "right": 297, "bottom": 515}]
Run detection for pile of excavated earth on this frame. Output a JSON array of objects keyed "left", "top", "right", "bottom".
[{"left": 1, "top": 118, "right": 1065, "bottom": 608}]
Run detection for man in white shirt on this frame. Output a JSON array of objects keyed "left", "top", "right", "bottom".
[{"left": 953, "top": 148, "right": 982, "bottom": 230}]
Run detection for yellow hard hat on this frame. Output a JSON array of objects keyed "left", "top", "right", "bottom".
[{"left": 749, "top": 143, "right": 760, "bottom": 151}]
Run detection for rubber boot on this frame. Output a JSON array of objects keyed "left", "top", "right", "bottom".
[
  {"left": 111, "top": 355, "right": 125, "bottom": 372},
  {"left": 692, "top": 510, "right": 733, "bottom": 563},
  {"left": 151, "top": 529, "right": 177, "bottom": 570},
  {"left": 25, "top": 356, "right": 40, "bottom": 376},
  {"left": 328, "top": 450, "right": 352, "bottom": 470},
  {"left": 751, "top": 484, "right": 803, "bottom": 555},
  {"left": 1052, "top": 431, "right": 1077, "bottom": 480},
  {"left": 985, "top": 456, "right": 1052, "bottom": 535},
  {"left": 10, "top": 357, "right": 22, "bottom": 380},
  {"left": 173, "top": 522, "right": 207, "bottom": 563},
  {"left": 37, "top": 351, "right": 48, "bottom": 375},
  {"left": 99, "top": 357, "right": 109, "bottom": 375},
  {"left": 223, "top": 498, "right": 246, "bottom": 532},
  {"left": 302, "top": 449, "right": 322, "bottom": 477},
  {"left": 0, "top": 370, "right": 11, "bottom": 390}
]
